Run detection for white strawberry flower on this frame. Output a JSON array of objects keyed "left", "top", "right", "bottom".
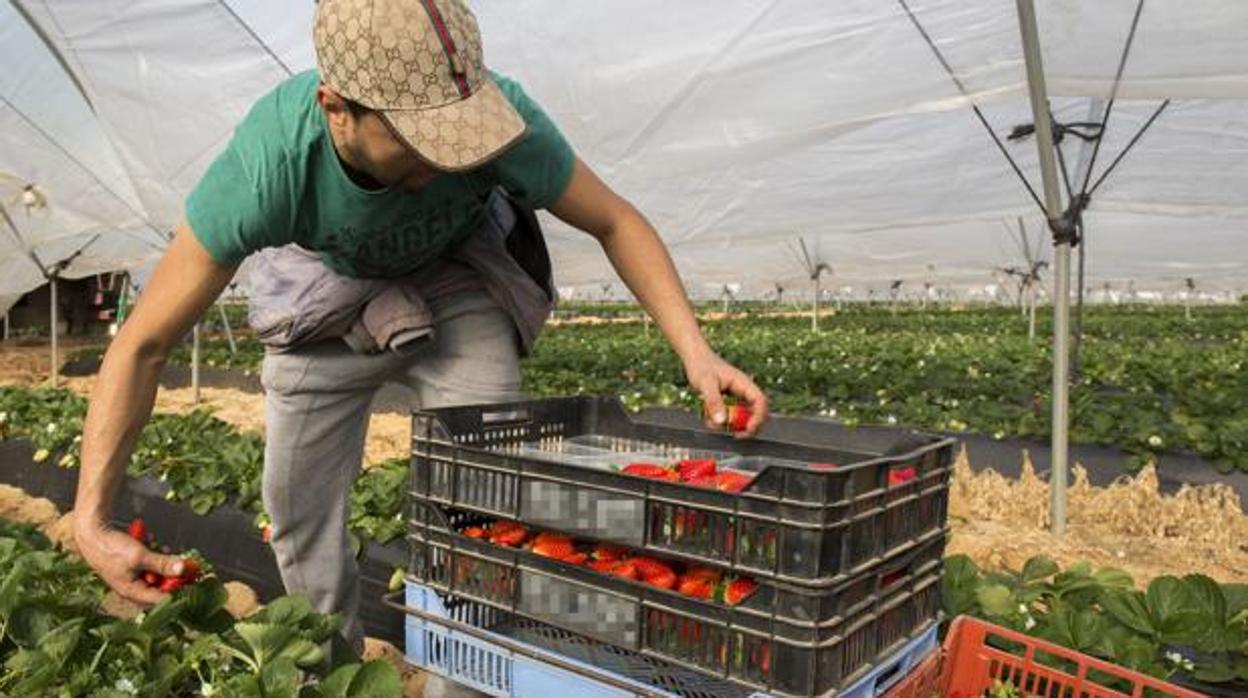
[
  {"left": 1147, "top": 435, "right": 1163, "bottom": 448},
  {"left": 1023, "top": 616, "right": 1036, "bottom": 630},
  {"left": 114, "top": 678, "right": 137, "bottom": 694},
  {"left": 45, "top": 422, "right": 57, "bottom": 433}
]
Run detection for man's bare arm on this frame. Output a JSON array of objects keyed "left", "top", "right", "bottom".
[
  {"left": 73, "top": 224, "right": 236, "bottom": 603},
  {"left": 548, "top": 158, "right": 768, "bottom": 434}
]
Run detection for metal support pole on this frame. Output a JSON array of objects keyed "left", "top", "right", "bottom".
[
  {"left": 1016, "top": 0, "right": 1070, "bottom": 536},
  {"left": 191, "top": 323, "right": 201, "bottom": 404},
  {"left": 812, "top": 276, "right": 820, "bottom": 333},
  {"left": 217, "top": 304, "right": 238, "bottom": 354},
  {"left": 1028, "top": 281, "right": 1038, "bottom": 341},
  {"left": 49, "top": 274, "right": 59, "bottom": 387}
]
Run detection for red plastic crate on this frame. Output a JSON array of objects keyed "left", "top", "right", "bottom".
[{"left": 885, "top": 616, "right": 1206, "bottom": 698}]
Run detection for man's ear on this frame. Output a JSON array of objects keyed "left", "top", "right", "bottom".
[{"left": 317, "top": 84, "right": 351, "bottom": 132}]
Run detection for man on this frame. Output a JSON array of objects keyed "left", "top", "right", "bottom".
[{"left": 73, "top": 0, "right": 768, "bottom": 656}]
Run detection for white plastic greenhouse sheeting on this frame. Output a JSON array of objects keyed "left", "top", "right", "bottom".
[{"left": 1, "top": 0, "right": 1245, "bottom": 309}]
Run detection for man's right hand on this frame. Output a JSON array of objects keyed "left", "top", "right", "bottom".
[
  {"left": 72, "top": 224, "right": 235, "bottom": 603},
  {"left": 75, "top": 519, "right": 189, "bottom": 605}
]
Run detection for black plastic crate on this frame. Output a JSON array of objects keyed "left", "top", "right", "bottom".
[
  {"left": 406, "top": 507, "right": 945, "bottom": 696},
  {"left": 410, "top": 396, "right": 955, "bottom": 584}
]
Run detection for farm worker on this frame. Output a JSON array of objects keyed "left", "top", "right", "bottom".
[{"left": 72, "top": 0, "right": 768, "bottom": 660}]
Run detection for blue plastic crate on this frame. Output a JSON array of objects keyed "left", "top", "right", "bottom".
[{"left": 402, "top": 582, "right": 938, "bottom": 698}]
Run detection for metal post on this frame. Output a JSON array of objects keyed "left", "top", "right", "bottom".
[
  {"left": 1016, "top": 0, "right": 1070, "bottom": 536},
  {"left": 1028, "top": 281, "right": 1037, "bottom": 341},
  {"left": 49, "top": 273, "right": 59, "bottom": 387},
  {"left": 191, "top": 323, "right": 201, "bottom": 404},
  {"left": 217, "top": 303, "right": 237, "bottom": 354},
  {"left": 812, "top": 276, "right": 820, "bottom": 332}
]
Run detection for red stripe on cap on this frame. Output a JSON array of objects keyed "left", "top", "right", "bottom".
[{"left": 418, "top": 0, "right": 472, "bottom": 99}]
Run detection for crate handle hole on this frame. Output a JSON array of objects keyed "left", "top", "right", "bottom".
[{"left": 482, "top": 409, "right": 532, "bottom": 426}]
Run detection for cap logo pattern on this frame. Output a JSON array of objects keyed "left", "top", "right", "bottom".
[{"left": 314, "top": 0, "right": 525, "bottom": 171}]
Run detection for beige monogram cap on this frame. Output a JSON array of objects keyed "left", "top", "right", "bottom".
[{"left": 315, "top": 0, "right": 527, "bottom": 171}]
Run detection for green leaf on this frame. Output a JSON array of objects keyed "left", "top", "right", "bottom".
[
  {"left": 1020, "top": 556, "right": 1059, "bottom": 583},
  {"left": 40, "top": 617, "right": 84, "bottom": 666},
  {"left": 976, "top": 584, "right": 1016, "bottom": 619},
  {"left": 1223, "top": 583, "right": 1248, "bottom": 618},
  {"left": 1100, "top": 589, "right": 1155, "bottom": 636},
  {"left": 261, "top": 657, "right": 302, "bottom": 698},
  {"left": 942, "top": 555, "right": 981, "bottom": 617},
  {"left": 140, "top": 596, "right": 187, "bottom": 636},
  {"left": 345, "top": 660, "right": 401, "bottom": 697},
  {"left": 1147, "top": 576, "right": 1207, "bottom": 645},
  {"left": 235, "top": 622, "right": 298, "bottom": 669},
  {"left": 277, "top": 638, "right": 325, "bottom": 668},
  {"left": 256, "top": 595, "right": 313, "bottom": 627},
  {"left": 1192, "top": 661, "right": 1237, "bottom": 683},
  {"left": 318, "top": 664, "right": 362, "bottom": 698},
  {"left": 1091, "top": 567, "right": 1135, "bottom": 590}
]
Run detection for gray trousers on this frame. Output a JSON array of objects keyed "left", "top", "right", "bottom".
[{"left": 260, "top": 291, "right": 521, "bottom": 655}]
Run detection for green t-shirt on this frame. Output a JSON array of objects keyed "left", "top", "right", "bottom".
[{"left": 186, "top": 70, "right": 575, "bottom": 278}]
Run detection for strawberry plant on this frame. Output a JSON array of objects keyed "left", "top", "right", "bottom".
[
  {"left": 943, "top": 554, "right": 1248, "bottom": 687},
  {"left": 0, "top": 521, "right": 400, "bottom": 696}
]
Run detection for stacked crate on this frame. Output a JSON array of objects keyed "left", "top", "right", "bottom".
[{"left": 404, "top": 396, "right": 954, "bottom": 697}]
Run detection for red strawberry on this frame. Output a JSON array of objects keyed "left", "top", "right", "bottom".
[
  {"left": 727, "top": 405, "right": 751, "bottom": 432},
  {"left": 463, "top": 526, "right": 488, "bottom": 539},
  {"left": 629, "top": 557, "right": 674, "bottom": 581},
  {"left": 592, "top": 543, "right": 627, "bottom": 561},
  {"left": 677, "top": 458, "right": 717, "bottom": 481},
  {"left": 128, "top": 518, "right": 147, "bottom": 543},
  {"left": 159, "top": 576, "right": 186, "bottom": 593},
  {"left": 142, "top": 571, "right": 163, "bottom": 587},
  {"left": 589, "top": 559, "right": 618, "bottom": 574},
  {"left": 646, "top": 568, "right": 677, "bottom": 590},
  {"left": 532, "top": 531, "right": 573, "bottom": 547},
  {"left": 179, "top": 558, "right": 201, "bottom": 584},
  {"left": 260, "top": 525, "right": 273, "bottom": 543},
  {"left": 887, "top": 466, "right": 918, "bottom": 486},
  {"left": 684, "top": 566, "right": 723, "bottom": 584},
  {"left": 677, "top": 576, "right": 714, "bottom": 599},
  {"left": 716, "top": 471, "right": 753, "bottom": 493},
  {"left": 622, "top": 463, "right": 678, "bottom": 481},
  {"left": 686, "top": 473, "right": 718, "bottom": 489},
  {"left": 490, "top": 522, "right": 529, "bottom": 547},
  {"left": 532, "top": 538, "right": 575, "bottom": 560},
  {"left": 562, "top": 552, "right": 588, "bottom": 565},
  {"left": 719, "top": 578, "right": 758, "bottom": 606},
  {"left": 611, "top": 561, "right": 640, "bottom": 581}
]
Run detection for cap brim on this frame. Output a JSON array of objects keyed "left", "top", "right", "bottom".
[{"left": 380, "top": 78, "right": 527, "bottom": 173}]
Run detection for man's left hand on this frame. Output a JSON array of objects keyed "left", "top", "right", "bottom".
[{"left": 683, "top": 350, "right": 769, "bottom": 438}]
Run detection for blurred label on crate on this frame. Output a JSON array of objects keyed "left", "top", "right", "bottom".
[
  {"left": 521, "top": 481, "right": 645, "bottom": 545},
  {"left": 518, "top": 569, "right": 638, "bottom": 647}
]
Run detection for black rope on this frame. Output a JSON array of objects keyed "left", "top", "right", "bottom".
[
  {"left": 1008, "top": 121, "right": 1103, "bottom": 144},
  {"left": 896, "top": 0, "right": 1046, "bottom": 214},
  {"left": 1079, "top": 0, "right": 1148, "bottom": 196},
  {"left": 1087, "top": 99, "right": 1170, "bottom": 196},
  {"left": 1072, "top": 218, "right": 1087, "bottom": 379},
  {"left": 1052, "top": 121, "right": 1077, "bottom": 207}
]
